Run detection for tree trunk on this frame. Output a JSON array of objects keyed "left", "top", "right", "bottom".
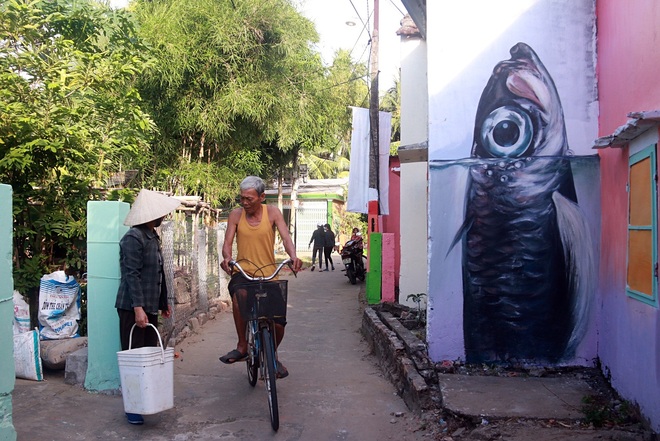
[
  {"left": 277, "top": 167, "right": 284, "bottom": 215},
  {"left": 275, "top": 167, "right": 284, "bottom": 253},
  {"left": 289, "top": 146, "right": 300, "bottom": 244}
]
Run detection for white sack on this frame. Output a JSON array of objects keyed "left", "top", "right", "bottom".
[
  {"left": 13, "top": 290, "right": 31, "bottom": 335},
  {"left": 14, "top": 329, "right": 44, "bottom": 381},
  {"left": 38, "top": 271, "right": 81, "bottom": 340}
]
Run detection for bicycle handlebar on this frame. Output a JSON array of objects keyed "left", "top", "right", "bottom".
[{"left": 229, "top": 259, "right": 294, "bottom": 281}]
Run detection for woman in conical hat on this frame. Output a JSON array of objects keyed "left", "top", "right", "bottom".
[
  {"left": 115, "top": 189, "right": 180, "bottom": 425},
  {"left": 123, "top": 189, "right": 181, "bottom": 227}
]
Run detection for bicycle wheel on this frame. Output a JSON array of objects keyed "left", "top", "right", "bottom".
[
  {"left": 246, "top": 322, "right": 258, "bottom": 387},
  {"left": 261, "top": 326, "right": 279, "bottom": 431}
]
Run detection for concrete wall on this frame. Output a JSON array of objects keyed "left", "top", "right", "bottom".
[
  {"left": 85, "top": 201, "right": 129, "bottom": 392},
  {"left": 425, "top": 0, "right": 599, "bottom": 365},
  {"left": 400, "top": 38, "right": 428, "bottom": 148},
  {"left": 596, "top": 0, "right": 660, "bottom": 431},
  {"left": 381, "top": 156, "right": 401, "bottom": 293},
  {"left": 596, "top": 1, "right": 660, "bottom": 136},
  {"left": 0, "top": 184, "right": 17, "bottom": 440},
  {"left": 398, "top": 34, "right": 429, "bottom": 306}
]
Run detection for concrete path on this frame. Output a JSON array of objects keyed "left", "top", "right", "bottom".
[
  {"left": 438, "top": 374, "right": 592, "bottom": 420},
  {"left": 12, "top": 259, "right": 428, "bottom": 441}
]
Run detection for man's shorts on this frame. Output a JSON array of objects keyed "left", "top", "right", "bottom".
[{"left": 229, "top": 273, "right": 287, "bottom": 327}]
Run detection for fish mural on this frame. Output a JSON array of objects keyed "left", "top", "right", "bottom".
[{"left": 452, "top": 43, "right": 595, "bottom": 364}]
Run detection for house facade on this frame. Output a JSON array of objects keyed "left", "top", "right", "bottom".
[
  {"left": 395, "top": 15, "right": 429, "bottom": 307},
  {"left": 264, "top": 178, "right": 347, "bottom": 254},
  {"left": 399, "top": 0, "right": 659, "bottom": 431},
  {"left": 594, "top": 0, "right": 660, "bottom": 431}
]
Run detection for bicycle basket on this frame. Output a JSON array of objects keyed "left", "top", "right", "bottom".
[{"left": 233, "top": 280, "right": 288, "bottom": 321}]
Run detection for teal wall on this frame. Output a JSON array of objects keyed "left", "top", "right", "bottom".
[
  {"left": 85, "top": 201, "right": 129, "bottom": 391},
  {"left": 0, "top": 184, "right": 17, "bottom": 440}
]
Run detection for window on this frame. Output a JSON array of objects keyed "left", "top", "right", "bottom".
[{"left": 627, "top": 143, "right": 659, "bottom": 306}]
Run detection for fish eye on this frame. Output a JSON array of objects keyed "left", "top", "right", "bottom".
[{"left": 480, "top": 106, "right": 533, "bottom": 158}]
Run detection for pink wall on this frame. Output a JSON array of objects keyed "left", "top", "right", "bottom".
[
  {"left": 381, "top": 156, "right": 401, "bottom": 294},
  {"left": 597, "top": 1, "right": 660, "bottom": 135},
  {"left": 597, "top": 0, "right": 660, "bottom": 432}
]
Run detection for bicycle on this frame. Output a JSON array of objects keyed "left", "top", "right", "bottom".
[{"left": 229, "top": 259, "right": 296, "bottom": 431}]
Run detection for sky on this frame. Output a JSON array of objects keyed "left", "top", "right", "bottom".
[
  {"left": 298, "top": 0, "right": 406, "bottom": 92},
  {"left": 108, "top": 0, "right": 407, "bottom": 93}
]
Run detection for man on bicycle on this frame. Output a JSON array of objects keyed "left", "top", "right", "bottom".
[{"left": 219, "top": 176, "right": 302, "bottom": 378}]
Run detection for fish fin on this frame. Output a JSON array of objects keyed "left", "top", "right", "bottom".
[
  {"left": 552, "top": 192, "right": 596, "bottom": 358},
  {"left": 446, "top": 217, "right": 473, "bottom": 258}
]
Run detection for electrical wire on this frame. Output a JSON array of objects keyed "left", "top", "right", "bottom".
[
  {"left": 348, "top": 0, "right": 370, "bottom": 39},
  {"left": 387, "top": 0, "right": 405, "bottom": 16},
  {"left": 321, "top": 74, "right": 368, "bottom": 92}
]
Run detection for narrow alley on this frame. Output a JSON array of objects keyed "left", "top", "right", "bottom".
[{"left": 12, "top": 261, "right": 428, "bottom": 441}]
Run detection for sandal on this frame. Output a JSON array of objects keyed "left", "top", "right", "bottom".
[
  {"left": 276, "top": 361, "right": 289, "bottom": 379},
  {"left": 219, "top": 349, "right": 248, "bottom": 364}
]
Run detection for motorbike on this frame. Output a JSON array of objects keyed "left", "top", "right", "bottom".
[{"left": 341, "top": 237, "right": 366, "bottom": 284}]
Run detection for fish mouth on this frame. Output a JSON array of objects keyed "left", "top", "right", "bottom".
[{"left": 495, "top": 43, "right": 551, "bottom": 113}]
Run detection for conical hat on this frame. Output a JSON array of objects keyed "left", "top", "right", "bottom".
[{"left": 123, "top": 189, "right": 181, "bottom": 226}]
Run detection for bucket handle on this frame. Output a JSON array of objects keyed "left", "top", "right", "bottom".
[{"left": 128, "top": 323, "right": 165, "bottom": 363}]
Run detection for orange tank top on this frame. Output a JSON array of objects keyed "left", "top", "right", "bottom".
[{"left": 236, "top": 205, "right": 276, "bottom": 277}]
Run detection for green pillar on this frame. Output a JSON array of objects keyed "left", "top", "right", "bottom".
[
  {"left": 85, "top": 201, "right": 129, "bottom": 391},
  {"left": 366, "top": 232, "right": 382, "bottom": 304},
  {"left": 0, "top": 185, "right": 17, "bottom": 441}
]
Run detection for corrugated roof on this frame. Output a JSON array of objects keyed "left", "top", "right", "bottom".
[
  {"left": 265, "top": 178, "right": 348, "bottom": 197},
  {"left": 400, "top": 0, "right": 426, "bottom": 39},
  {"left": 593, "top": 110, "right": 660, "bottom": 149}
]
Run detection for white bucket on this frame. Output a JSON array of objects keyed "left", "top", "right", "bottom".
[{"left": 117, "top": 323, "right": 174, "bottom": 415}]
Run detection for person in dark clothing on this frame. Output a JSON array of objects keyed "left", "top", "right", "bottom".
[
  {"left": 323, "top": 224, "right": 335, "bottom": 271},
  {"left": 115, "top": 189, "right": 180, "bottom": 425},
  {"left": 308, "top": 224, "right": 325, "bottom": 271}
]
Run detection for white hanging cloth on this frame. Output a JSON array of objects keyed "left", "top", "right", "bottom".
[{"left": 347, "top": 107, "right": 391, "bottom": 215}]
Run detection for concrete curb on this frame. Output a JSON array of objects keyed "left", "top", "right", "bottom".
[{"left": 361, "top": 307, "right": 438, "bottom": 413}]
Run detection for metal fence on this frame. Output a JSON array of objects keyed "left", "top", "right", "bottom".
[{"left": 160, "top": 213, "right": 230, "bottom": 345}]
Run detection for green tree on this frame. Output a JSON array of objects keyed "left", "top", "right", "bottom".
[
  {"left": 380, "top": 76, "right": 401, "bottom": 155},
  {"left": 0, "top": 0, "right": 154, "bottom": 296},
  {"left": 299, "top": 49, "right": 369, "bottom": 180},
  {"left": 133, "top": 0, "right": 328, "bottom": 206}
]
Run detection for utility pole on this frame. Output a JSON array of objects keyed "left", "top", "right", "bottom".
[{"left": 368, "top": 0, "right": 379, "bottom": 196}]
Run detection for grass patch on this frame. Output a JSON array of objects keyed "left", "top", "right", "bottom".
[{"left": 581, "top": 395, "right": 639, "bottom": 428}]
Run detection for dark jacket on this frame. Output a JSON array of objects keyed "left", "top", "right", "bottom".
[
  {"left": 324, "top": 229, "right": 336, "bottom": 247},
  {"left": 115, "top": 225, "right": 168, "bottom": 314},
  {"left": 309, "top": 227, "right": 325, "bottom": 248}
]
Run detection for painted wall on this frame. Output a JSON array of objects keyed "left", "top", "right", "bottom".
[
  {"left": 398, "top": 33, "right": 429, "bottom": 306},
  {"left": 0, "top": 184, "right": 17, "bottom": 440},
  {"left": 85, "top": 201, "right": 129, "bottom": 391},
  {"left": 426, "top": 0, "right": 600, "bottom": 365},
  {"left": 597, "top": 0, "right": 660, "bottom": 431},
  {"left": 381, "top": 156, "right": 401, "bottom": 293},
  {"left": 597, "top": 1, "right": 660, "bottom": 136}
]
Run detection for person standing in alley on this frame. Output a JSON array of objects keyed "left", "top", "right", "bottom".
[
  {"left": 308, "top": 223, "right": 325, "bottom": 271},
  {"left": 323, "top": 224, "right": 335, "bottom": 271},
  {"left": 115, "top": 189, "right": 180, "bottom": 426}
]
